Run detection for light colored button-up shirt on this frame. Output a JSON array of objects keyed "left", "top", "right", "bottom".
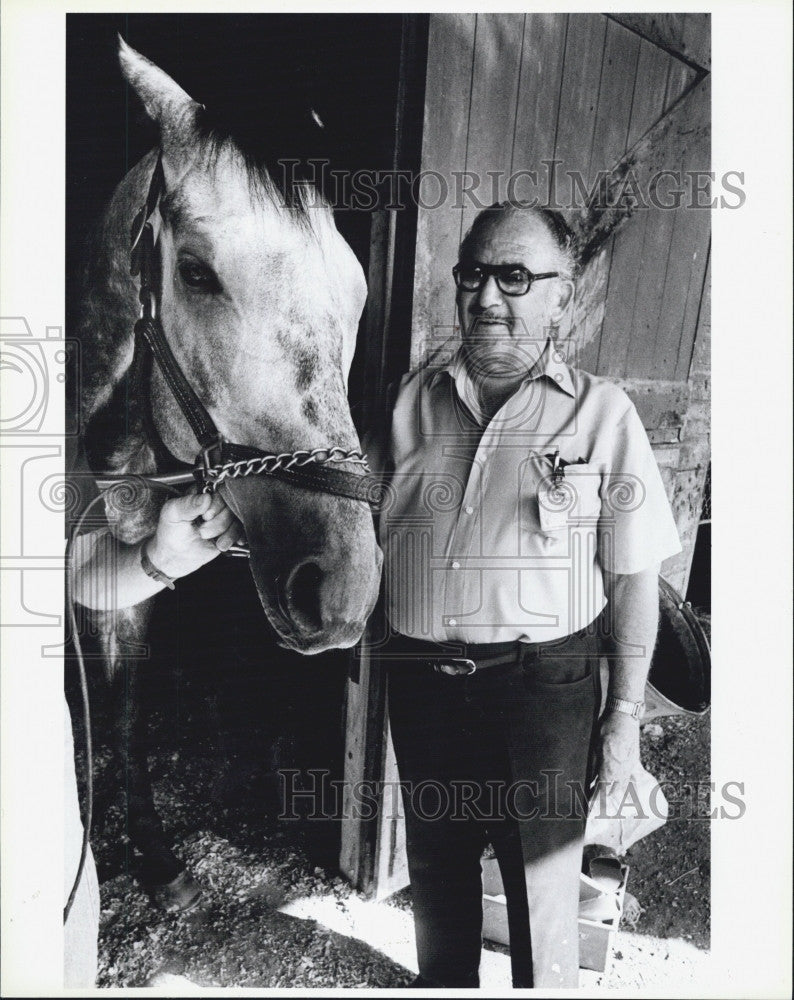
[{"left": 380, "top": 339, "right": 681, "bottom": 644}]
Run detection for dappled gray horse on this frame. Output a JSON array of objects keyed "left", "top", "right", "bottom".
[{"left": 75, "top": 39, "right": 381, "bottom": 908}]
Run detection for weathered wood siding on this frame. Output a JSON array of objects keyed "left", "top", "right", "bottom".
[{"left": 410, "top": 12, "right": 710, "bottom": 593}]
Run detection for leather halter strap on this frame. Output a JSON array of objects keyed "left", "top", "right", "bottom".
[
  {"left": 129, "top": 154, "right": 377, "bottom": 507},
  {"left": 131, "top": 155, "right": 220, "bottom": 454}
]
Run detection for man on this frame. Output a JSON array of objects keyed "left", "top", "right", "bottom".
[{"left": 377, "top": 204, "right": 680, "bottom": 987}]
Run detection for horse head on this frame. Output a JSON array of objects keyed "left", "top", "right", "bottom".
[{"left": 88, "top": 39, "right": 382, "bottom": 653}]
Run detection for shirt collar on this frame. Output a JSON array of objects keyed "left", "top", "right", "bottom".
[{"left": 430, "top": 337, "right": 576, "bottom": 411}]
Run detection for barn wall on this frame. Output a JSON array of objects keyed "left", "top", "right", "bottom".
[{"left": 410, "top": 12, "right": 710, "bottom": 594}]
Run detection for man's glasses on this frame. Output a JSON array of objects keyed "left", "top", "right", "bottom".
[{"left": 452, "top": 261, "right": 559, "bottom": 297}]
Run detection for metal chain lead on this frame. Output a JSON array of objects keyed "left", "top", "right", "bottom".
[{"left": 202, "top": 446, "right": 370, "bottom": 492}]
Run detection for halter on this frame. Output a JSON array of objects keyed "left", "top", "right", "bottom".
[{"left": 124, "top": 153, "right": 378, "bottom": 507}]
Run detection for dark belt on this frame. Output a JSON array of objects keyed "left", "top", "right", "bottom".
[
  {"left": 385, "top": 631, "right": 587, "bottom": 677},
  {"left": 386, "top": 626, "right": 589, "bottom": 677}
]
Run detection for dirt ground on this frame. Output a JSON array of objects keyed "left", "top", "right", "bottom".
[
  {"left": 75, "top": 689, "right": 710, "bottom": 991},
  {"left": 68, "top": 567, "right": 710, "bottom": 990}
]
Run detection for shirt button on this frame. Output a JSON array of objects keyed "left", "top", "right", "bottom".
[
  {"left": 464, "top": 506, "right": 474, "bottom": 515},
  {"left": 451, "top": 561, "right": 461, "bottom": 569},
  {"left": 448, "top": 619, "right": 458, "bottom": 627}
]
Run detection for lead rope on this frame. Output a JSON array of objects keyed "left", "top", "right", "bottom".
[{"left": 63, "top": 497, "right": 99, "bottom": 923}]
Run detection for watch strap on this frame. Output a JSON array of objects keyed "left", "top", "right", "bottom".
[
  {"left": 141, "top": 542, "right": 176, "bottom": 590},
  {"left": 605, "top": 695, "right": 645, "bottom": 720}
]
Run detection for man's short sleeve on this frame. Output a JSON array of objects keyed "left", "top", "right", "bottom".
[{"left": 597, "top": 400, "right": 681, "bottom": 575}]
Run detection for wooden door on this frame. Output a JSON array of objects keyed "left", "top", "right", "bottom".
[{"left": 342, "top": 12, "right": 711, "bottom": 898}]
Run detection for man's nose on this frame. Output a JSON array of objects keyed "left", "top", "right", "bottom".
[{"left": 475, "top": 274, "right": 503, "bottom": 310}]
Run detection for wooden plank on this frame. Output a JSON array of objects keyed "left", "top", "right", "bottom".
[
  {"left": 608, "top": 13, "right": 710, "bottom": 72},
  {"left": 590, "top": 57, "right": 702, "bottom": 377},
  {"left": 606, "top": 378, "right": 691, "bottom": 435},
  {"left": 510, "top": 13, "right": 568, "bottom": 205},
  {"left": 653, "top": 76, "right": 711, "bottom": 380},
  {"left": 662, "top": 452, "right": 710, "bottom": 594},
  {"left": 553, "top": 13, "right": 607, "bottom": 191},
  {"left": 620, "top": 54, "right": 701, "bottom": 381},
  {"left": 410, "top": 13, "right": 476, "bottom": 366},
  {"left": 340, "top": 619, "right": 389, "bottom": 895},
  {"left": 458, "top": 13, "right": 526, "bottom": 246},
  {"left": 361, "top": 209, "right": 395, "bottom": 432},
  {"left": 624, "top": 42, "right": 701, "bottom": 381},
  {"left": 627, "top": 40, "right": 673, "bottom": 147},
  {"left": 386, "top": 15, "right": 431, "bottom": 385},
  {"left": 626, "top": 204, "right": 677, "bottom": 379},
  {"left": 373, "top": 714, "right": 409, "bottom": 900},
  {"left": 577, "top": 71, "right": 709, "bottom": 278},
  {"left": 340, "top": 651, "right": 373, "bottom": 887},
  {"left": 674, "top": 102, "right": 710, "bottom": 385},
  {"left": 677, "top": 246, "right": 710, "bottom": 487},
  {"left": 593, "top": 209, "right": 648, "bottom": 377},
  {"left": 587, "top": 17, "right": 640, "bottom": 182},
  {"left": 650, "top": 442, "right": 681, "bottom": 504},
  {"left": 688, "top": 244, "right": 710, "bottom": 380},
  {"left": 596, "top": 46, "right": 671, "bottom": 377},
  {"left": 570, "top": 19, "right": 638, "bottom": 368}
]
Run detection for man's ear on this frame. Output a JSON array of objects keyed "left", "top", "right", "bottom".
[{"left": 548, "top": 279, "right": 575, "bottom": 325}]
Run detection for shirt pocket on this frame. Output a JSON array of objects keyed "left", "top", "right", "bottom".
[{"left": 521, "top": 456, "right": 602, "bottom": 534}]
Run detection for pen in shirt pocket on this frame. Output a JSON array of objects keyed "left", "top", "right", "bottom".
[{"left": 545, "top": 448, "right": 587, "bottom": 484}]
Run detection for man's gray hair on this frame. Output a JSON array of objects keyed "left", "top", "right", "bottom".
[{"left": 459, "top": 203, "right": 578, "bottom": 280}]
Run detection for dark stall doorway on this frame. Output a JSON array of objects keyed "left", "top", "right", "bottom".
[{"left": 66, "top": 14, "right": 406, "bottom": 869}]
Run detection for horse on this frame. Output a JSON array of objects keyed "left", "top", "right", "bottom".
[{"left": 73, "top": 37, "right": 382, "bottom": 910}]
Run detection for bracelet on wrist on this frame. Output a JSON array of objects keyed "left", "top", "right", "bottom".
[
  {"left": 605, "top": 695, "right": 645, "bottom": 720},
  {"left": 140, "top": 541, "right": 177, "bottom": 591}
]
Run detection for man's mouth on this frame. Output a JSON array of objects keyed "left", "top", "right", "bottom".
[{"left": 472, "top": 315, "right": 511, "bottom": 327}]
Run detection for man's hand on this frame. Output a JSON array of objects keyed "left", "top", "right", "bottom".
[
  {"left": 596, "top": 710, "right": 642, "bottom": 808},
  {"left": 147, "top": 491, "right": 244, "bottom": 580}
]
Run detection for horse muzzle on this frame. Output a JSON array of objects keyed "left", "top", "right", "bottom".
[
  {"left": 258, "top": 547, "right": 382, "bottom": 653},
  {"left": 220, "top": 476, "right": 382, "bottom": 654}
]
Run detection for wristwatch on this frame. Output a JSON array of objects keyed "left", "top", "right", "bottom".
[
  {"left": 140, "top": 542, "right": 177, "bottom": 591},
  {"left": 605, "top": 695, "right": 645, "bottom": 720}
]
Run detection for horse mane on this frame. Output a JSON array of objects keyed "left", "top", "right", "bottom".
[{"left": 195, "top": 100, "right": 332, "bottom": 213}]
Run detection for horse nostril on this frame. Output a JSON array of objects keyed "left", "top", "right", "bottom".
[{"left": 284, "top": 560, "right": 324, "bottom": 635}]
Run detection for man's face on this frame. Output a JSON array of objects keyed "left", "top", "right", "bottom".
[{"left": 456, "top": 213, "right": 569, "bottom": 377}]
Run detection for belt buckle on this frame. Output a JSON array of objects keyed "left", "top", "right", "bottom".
[{"left": 433, "top": 658, "right": 477, "bottom": 677}]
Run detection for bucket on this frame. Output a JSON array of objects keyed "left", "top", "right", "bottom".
[
  {"left": 646, "top": 577, "right": 710, "bottom": 717},
  {"left": 598, "top": 576, "right": 710, "bottom": 720}
]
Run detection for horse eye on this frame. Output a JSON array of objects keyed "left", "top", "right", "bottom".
[{"left": 178, "top": 259, "right": 220, "bottom": 294}]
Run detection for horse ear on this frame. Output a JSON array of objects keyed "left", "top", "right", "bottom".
[{"left": 118, "top": 36, "right": 201, "bottom": 150}]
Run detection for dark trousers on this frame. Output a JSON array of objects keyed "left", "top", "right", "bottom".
[{"left": 387, "top": 629, "right": 601, "bottom": 988}]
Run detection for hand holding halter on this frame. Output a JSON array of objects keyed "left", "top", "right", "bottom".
[{"left": 145, "top": 491, "right": 244, "bottom": 582}]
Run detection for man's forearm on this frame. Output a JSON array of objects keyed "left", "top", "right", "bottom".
[
  {"left": 602, "top": 565, "right": 660, "bottom": 703},
  {"left": 71, "top": 529, "right": 165, "bottom": 611}
]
